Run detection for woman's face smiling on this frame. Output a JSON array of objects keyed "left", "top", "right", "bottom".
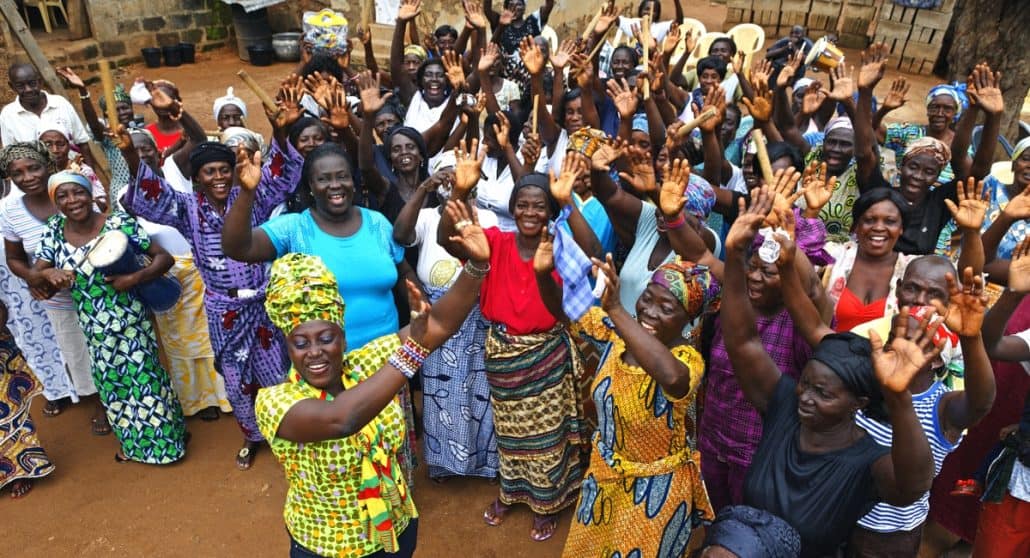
[
  {"left": 294, "top": 124, "right": 326, "bottom": 158},
  {"left": 513, "top": 186, "right": 550, "bottom": 238},
  {"left": 898, "top": 153, "right": 943, "bottom": 202},
  {"left": 287, "top": 320, "right": 345, "bottom": 391},
  {"left": 53, "top": 183, "right": 93, "bottom": 222},
  {"left": 634, "top": 283, "right": 689, "bottom": 345},
  {"left": 309, "top": 153, "right": 356, "bottom": 217},
  {"left": 420, "top": 62, "right": 447, "bottom": 104},
  {"left": 196, "top": 161, "right": 234, "bottom": 205},
  {"left": 5, "top": 158, "right": 49, "bottom": 197},
  {"left": 390, "top": 133, "right": 422, "bottom": 174},
  {"left": 854, "top": 199, "right": 903, "bottom": 258}
]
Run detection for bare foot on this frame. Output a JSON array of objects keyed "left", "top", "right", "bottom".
[{"left": 9, "top": 479, "right": 33, "bottom": 498}]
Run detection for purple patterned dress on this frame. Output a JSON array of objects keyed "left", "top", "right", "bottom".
[{"left": 121, "top": 141, "right": 302, "bottom": 442}]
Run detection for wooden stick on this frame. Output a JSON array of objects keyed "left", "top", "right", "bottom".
[
  {"left": 588, "top": 28, "right": 611, "bottom": 60},
  {"left": 582, "top": 6, "right": 604, "bottom": 41},
  {"left": 236, "top": 70, "right": 278, "bottom": 113},
  {"left": 98, "top": 59, "right": 119, "bottom": 130},
  {"left": 361, "top": 0, "right": 370, "bottom": 31},
  {"left": 532, "top": 94, "right": 539, "bottom": 135},
  {"left": 675, "top": 107, "right": 717, "bottom": 138},
  {"left": 752, "top": 129, "right": 775, "bottom": 187},
  {"left": 641, "top": 15, "right": 651, "bottom": 100}
]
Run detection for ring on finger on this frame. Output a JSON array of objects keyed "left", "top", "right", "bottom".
[{"left": 455, "top": 219, "right": 472, "bottom": 231}]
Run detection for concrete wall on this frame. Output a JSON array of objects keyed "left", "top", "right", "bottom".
[{"left": 85, "top": 0, "right": 232, "bottom": 63}]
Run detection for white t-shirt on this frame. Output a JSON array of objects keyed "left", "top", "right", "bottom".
[
  {"left": 1, "top": 92, "right": 91, "bottom": 145},
  {"left": 410, "top": 207, "right": 497, "bottom": 290},
  {"left": 616, "top": 17, "right": 674, "bottom": 43},
  {"left": 476, "top": 156, "right": 518, "bottom": 231}
]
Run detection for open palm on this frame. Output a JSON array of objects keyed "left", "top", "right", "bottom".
[
  {"left": 939, "top": 269, "right": 988, "bottom": 336},
  {"left": 659, "top": 160, "right": 690, "bottom": 217},
  {"left": 1009, "top": 238, "right": 1030, "bottom": 293}
]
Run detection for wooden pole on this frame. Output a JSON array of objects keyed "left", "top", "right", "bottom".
[
  {"left": 582, "top": 6, "right": 604, "bottom": 42},
  {"left": 675, "top": 107, "right": 717, "bottom": 138},
  {"left": 641, "top": 15, "right": 651, "bottom": 100},
  {"left": 236, "top": 70, "right": 278, "bottom": 113},
  {"left": 752, "top": 129, "right": 775, "bottom": 187},
  {"left": 532, "top": 94, "right": 539, "bottom": 135},
  {"left": 98, "top": 60, "right": 119, "bottom": 129}
]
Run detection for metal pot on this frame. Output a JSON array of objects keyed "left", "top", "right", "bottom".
[{"left": 272, "top": 32, "right": 302, "bottom": 62}]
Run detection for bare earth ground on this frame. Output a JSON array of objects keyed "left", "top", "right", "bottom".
[{"left": 6, "top": 2, "right": 981, "bottom": 557}]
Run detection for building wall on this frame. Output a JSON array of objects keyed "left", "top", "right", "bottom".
[{"left": 84, "top": 0, "right": 232, "bottom": 64}]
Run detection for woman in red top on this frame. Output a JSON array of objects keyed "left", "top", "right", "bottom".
[
  {"left": 143, "top": 80, "right": 184, "bottom": 153},
  {"left": 439, "top": 141, "right": 588, "bottom": 543}
]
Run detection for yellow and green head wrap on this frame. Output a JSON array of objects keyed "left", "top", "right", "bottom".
[
  {"left": 649, "top": 259, "right": 721, "bottom": 319},
  {"left": 265, "top": 253, "right": 345, "bottom": 335}
]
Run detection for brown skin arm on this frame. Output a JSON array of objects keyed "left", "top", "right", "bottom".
[
  {"left": 221, "top": 188, "right": 278, "bottom": 263},
  {"left": 5, "top": 239, "right": 53, "bottom": 298},
  {"left": 870, "top": 390, "right": 936, "bottom": 505},
  {"left": 590, "top": 168, "right": 641, "bottom": 248},
  {"left": 983, "top": 288, "right": 1030, "bottom": 362}
]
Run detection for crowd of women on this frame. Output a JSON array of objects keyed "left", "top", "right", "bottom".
[{"left": 1, "top": 0, "right": 1028, "bottom": 556}]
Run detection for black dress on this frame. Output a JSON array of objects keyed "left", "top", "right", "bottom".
[
  {"left": 860, "top": 170, "right": 958, "bottom": 256},
  {"left": 743, "top": 376, "right": 890, "bottom": 558}
]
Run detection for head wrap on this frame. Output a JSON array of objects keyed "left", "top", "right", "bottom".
[
  {"left": 926, "top": 83, "right": 967, "bottom": 122},
  {"left": 188, "top": 142, "right": 237, "bottom": 178},
  {"left": 47, "top": 170, "right": 92, "bottom": 202},
  {"left": 631, "top": 113, "right": 650, "bottom": 135},
  {"left": 567, "top": 127, "right": 608, "bottom": 158},
  {"left": 811, "top": 332, "right": 883, "bottom": 417},
  {"left": 128, "top": 127, "right": 157, "bottom": 148},
  {"left": 0, "top": 141, "right": 55, "bottom": 179},
  {"left": 902, "top": 136, "right": 951, "bottom": 168},
  {"left": 823, "top": 116, "right": 853, "bottom": 136},
  {"left": 36, "top": 117, "right": 71, "bottom": 141},
  {"left": 220, "top": 127, "right": 264, "bottom": 155},
  {"left": 213, "top": 86, "right": 248, "bottom": 122},
  {"left": 98, "top": 84, "right": 131, "bottom": 111},
  {"left": 683, "top": 176, "right": 716, "bottom": 220},
  {"left": 793, "top": 77, "right": 814, "bottom": 93},
  {"left": 648, "top": 259, "right": 721, "bottom": 318},
  {"left": 508, "top": 172, "right": 560, "bottom": 217},
  {"left": 431, "top": 150, "right": 457, "bottom": 174},
  {"left": 265, "top": 253, "right": 346, "bottom": 335},
  {"left": 1012, "top": 137, "right": 1030, "bottom": 161},
  {"left": 404, "top": 44, "right": 427, "bottom": 62},
  {"left": 704, "top": 506, "right": 801, "bottom": 558}
]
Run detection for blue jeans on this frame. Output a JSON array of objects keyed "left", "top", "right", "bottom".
[{"left": 289, "top": 519, "right": 419, "bottom": 558}]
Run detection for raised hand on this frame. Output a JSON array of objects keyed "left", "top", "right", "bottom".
[
  {"left": 662, "top": 23, "right": 682, "bottom": 56},
  {"left": 462, "top": 0, "right": 488, "bottom": 30},
  {"left": 766, "top": 167, "right": 803, "bottom": 227},
  {"left": 304, "top": 71, "right": 340, "bottom": 110},
  {"left": 1002, "top": 187, "right": 1030, "bottom": 220},
  {"left": 618, "top": 145, "right": 657, "bottom": 194},
  {"left": 357, "top": 25, "right": 372, "bottom": 45},
  {"left": 550, "top": 154, "right": 587, "bottom": 206},
  {"left": 659, "top": 159, "right": 691, "bottom": 217},
  {"left": 532, "top": 226, "right": 556, "bottom": 274},
  {"left": 933, "top": 268, "right": 989, "bottom": 337},
  {"left": 828, "top": 64, "right": 856, "bottom": 102},
  {"left": 697, "top": 86, "right": 727, "bottom": 133},
  {"left": 320, "top": 88, "right": 352, "bottom": 131},
  {"left": 801, "top": 161, "right": 836, "bottom": 217},
  {"left": 968, "top": 62, "right": 1004, "bottom": 115},
  {"left": 453, "top": 138, "right": 485, "bottom": 199},
  {"left": 881, "top": 77, "right": 910, "bottom": 111},
  {"left": 606, "top": 78, "right": 639, "bottom": 119},
  {"left": 550, "top": 39, "right": 576, "bottom": 71},
  {"left": 148, "top": 82, "right": 182, "bottom": 120},
  {"left": 725, "top": 186, "right": 774, "bottom": 253},
  {"left": 1009, "top": 237, "right": 1030, "bottom": 294},
  {"left": 521, "top": 132, "right": 543, "bottom": 167},
  {"left": 944, "top": 177, "right": 990, "bottom": 230},
  {"left": 269, "top": 74, "right": 305, "bottom": 130},
  {"left": 800, "top": 81, "right": 828, "bottom": 116},
  {"left": 445, "top": 200, "right": 490, "bottom": 263},
  {"left": 776, "top": 49, "right": 804, "bottom": 88},
  {"left": 742, "top": 78, "right": 774, "bottom": 123},
  {"left": 442, "top": 50, "right": 467, "bottom": 91},
  {"left": 112, "top": 123, "right": 132, "bottom": 150},
  {"left": 595, "top": 1, "right": 620, "bottom": 35},
  {"left": 857, "top": 43, "right": 889, "bottom": 90},
  {"left": 499, "top": 7, "right": 515, "bottom": 26},
  {"left": 590, "top": 253, "right": 622, "bottom": 312},
  {"left": 235, "top": 146, "right": 263, "bottom": 190},
  {"left": 749, "top": 58, "right": 774, "bottom": 91},
  {"left": 492, "top": 111, "right": 512, "bottom": 150},
  {"left": 397, "top": 0, "right": 422, "bottom": 21},
  {"left": 869, "top": 307, "right": 945, "bottom": 394},
  {"left": 479, "top": 42, "right": 500, "bottom": 73},
  {"left": 591, "top": 137, "right": 627, "bottom": 171},
  {"left": 571, "top": 53, "right": 595, "bottom": 89},
  {"left": 519, "top": 36, "right": 546, "bottom": 76},
  {"left": 56, "top": 66, "right": 86, "bottom": 90},
  {"left": 357, "top": 71, "right": 393, "bottom": 115}
]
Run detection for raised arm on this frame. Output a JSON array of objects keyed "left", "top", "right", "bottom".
[
  {"left": 56, "top": 67, "right": 105, "bottom": 141},
  {"left": 356, "top": 71, "right": 394, "bottom": 206},
  {"left": 390, "top": 0, "right": 423, "bottom": 105},
  {"left": 549, "top": 154, "right": 602, "bottom": 258},
  {"left": 591, "top": 140, "right": 642, "bottom": 247},
  {"left": 722, "top": 189, "right": 784, "bottom": 412},
  {"left": 982, "top": 188, "right": 1030, "bottom": 284},
  {"left": 538, "top": 0, "right": 555, "bottom": 26},
  {"left": 393, "top": 175, "right": 441, "bottom": 247},
  {"left": 437, "top": 139, "right": 485, "bottom": 256},
  {"left": 873, "top": 77, "right": 910, "bottom": 139},
  {"left": 855, "top": 44, "right": 889, "bottom": 188},
  {"left": 531, "top": 227, "right": 568, "bottom": 323},
  {"left": 220, "top": 149, "right": 279, "bottom": 263},
  {"left": 659, "top": 159, "right": 724, "bottom": 279},
  {"left": 982, "top": 238, "right": 1030, "bottom": 361},
  {"left": 963, "top": 63, "right": 1005, "bottom": 180}
]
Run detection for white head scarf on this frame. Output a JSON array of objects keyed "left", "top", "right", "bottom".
[{"left": 213, "top": 87, "right": 248, "bottom": 122}]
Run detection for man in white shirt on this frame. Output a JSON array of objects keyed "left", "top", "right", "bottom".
[{"left": 1, "top": 64, "right": 94, "bottom": 167}]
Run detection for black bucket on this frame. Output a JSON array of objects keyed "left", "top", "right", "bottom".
[
  {"left": 162, "top": 45, "right": 182, "bottom": 67},
  {"left": 232, "top": 5, "right": 272, "bottom": 62},
  {"left": 141, "top": 47, "right": 162, "bottom": 68},
  {"left": 247, "top": 45, "right": 274, "bottom": 67},
  {"left": 178, "top": 42, "right": 196, "bottom": 64}
]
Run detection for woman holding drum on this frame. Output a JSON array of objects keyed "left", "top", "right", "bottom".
[{"left": 28, "top": 170, "right": 188, "bottom": 464}]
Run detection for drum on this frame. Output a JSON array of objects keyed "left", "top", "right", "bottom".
[
  {"left": 805, "top": 36, "right": 845, "bottom": 73},
  {"left": 87, "top": 230, "right": 183, "bottom": 313}
]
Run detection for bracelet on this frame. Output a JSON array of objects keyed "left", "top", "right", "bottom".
[
  {"left": 463, "top": 260, "right": 490, "bottom": 279},
  {"left": 388, "top": 337, "right": 431, "bottom": 379},
  {"left": 665, "top": 212, "right": 687, "bottom": 230},
  {"left": 79, "top": 91, "right": 91, "bottom": 100}
]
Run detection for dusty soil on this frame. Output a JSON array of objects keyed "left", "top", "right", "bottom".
[{"left": 9, "top": 2, "right": 977, "bottom": 557}]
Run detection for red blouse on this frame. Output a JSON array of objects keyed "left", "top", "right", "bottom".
[
  {"left": 480, "top": 227, "right": 563, "bottom": 335},
  {"left": 144, "top": 123, "right": 183, "bottom": 153},
  {"left": 833, "top": 287, "right": 887, "bottom": 333}
]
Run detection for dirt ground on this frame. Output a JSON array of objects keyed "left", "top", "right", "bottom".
[{"left": 6, "top": 2, "right": 979, "bottom": 557}]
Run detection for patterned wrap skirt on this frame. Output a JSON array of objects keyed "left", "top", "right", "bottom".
[
  {"left": 0, "top": 329, "right": 55, "bottom": 488},
  {"left": 484, "top": 324, "right": 589, "bottom": 515}
]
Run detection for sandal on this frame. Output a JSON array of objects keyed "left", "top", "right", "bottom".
[
  {"left": 530, "top": 514, "right": 558, "bottom": 542},
  {"left": 483, "top": 498, "right": 510, "bottom": 527},
  {"left": 91, "top": 416, "right": 112, "bottom": 436},
  {"left": 197, "top": 407, "right": 220, "bottom": 421},
  {"left": 236, "top": 442, "right": 258, "bottom": 470},
  {"left": 9, "top": 479, "right": 33, "bottom": 499},
  {"left": 114, "top": 452, "right": 131, "bottom": 463},
  {"left": 42, "top": 400, "right": 65, "bottom": 417}
]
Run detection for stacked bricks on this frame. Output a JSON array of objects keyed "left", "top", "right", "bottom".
[
  {"left": 725, "top": 0, "right": 753, "bottom": 25},
  {"left": 872, "top": 0, "right": 956, "bottom": 76},
  {"left": 806, "top": 1, "right": 842, "bottom": 35},
  {"left": 838, "top": 0, "right": 877, "bottom": 49},
  {"left": 751, "top": 0, "right": 783, "bottom": 37},
  {"left": 777, "top": 0, "right": 808, "bottom": 36}
]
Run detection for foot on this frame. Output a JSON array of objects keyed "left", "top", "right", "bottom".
[
  {"left": 114, "top": 452, "right": 131, "bottom": 463},
  {"left": 91, "top": 414, "right": 111, "bottom": 436},
  {"left": 42, "top": 400, "right": 65, "bottom": 417},
  {"left": 9, "top": 479, "right": 33, "bottom": 498},
  {"left": 530, "top": 514, "right": 558, "bottom": 542},
  {"left": 236, "top": 441, "right": 259, "bottom": 470},
  {"left": 483, "top": 498, "right": 510, "bottom": 527},
  {"left": 197, "top": 407, "right": 220, "bottom": 421}
]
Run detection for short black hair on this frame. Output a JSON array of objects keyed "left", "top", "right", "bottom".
[
  {"left": 709, "top": 37, "right": 738, "bottom": 56},
  {"left": 434, "top": 25, "right": 458, "bottom": 40},
  {"left": 611, "top": 45, "right": 640, "bottom": 67},
  {"left": 851, "top": 187, "right": 911, "bottom": 232},
  {"left": 300, "top": 53, "right": 344, "bottom": 81},
  {"left": 697, "top": 55, "right": 728, "bottom": 80}
]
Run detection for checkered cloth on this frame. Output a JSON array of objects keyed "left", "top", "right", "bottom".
[{"left": 552, "top": 206, "right": 594, "bottom": 321}]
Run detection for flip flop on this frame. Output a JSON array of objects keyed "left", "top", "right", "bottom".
[
  {"left": 9, "top": 479, "right": 33, "bottom": 499},
  {"left": 197, "top": 407, "right": 220, "bottom": 421},
  {"left": 530, "top": 514, "right": 558, "bottom": 542},
  {"left": 114, "top": 452, "right": 131, "bottom": 463},
  {"left": 483, "top": 498, "right": 510, "bottom": 527},
  {"left": 42, "top": 400, "right": 64, "bottom": 417},
  {"left": 91, "top": 417, "right": 112, "bottom": 436}
]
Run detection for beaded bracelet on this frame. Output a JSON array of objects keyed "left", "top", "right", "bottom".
[
  {"left": 665, "top": 212, "right": 687, "bottom": 230},
  {"left": 463, "top": 260, "right": 490, "bottom": 279},
  {"left": 388, "top": 337, "right": 431, "bottom": 379}
]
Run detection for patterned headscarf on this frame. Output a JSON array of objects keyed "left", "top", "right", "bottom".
[
  {"left": 567, "top": 127, "right": 608, "bottom": 158},
  {"left": 903, "top": 136, "right": 951, "bottom": 168},
  {"left": 823, "top": 116, "right": 853, "bottom": 136},
  {"left": 0, "top": 141, "right": 55, "bottom": 179},
  {"left": 404, "top": 44, "right": 427, "bottom": 62},
  {"left": 98, "top": 84, "right": 131, "bottom": 111},
  {"left": 648, "top": 259, "right": 721, "bottom": 318},
  {"left": 926, "top": 83, "right": 967, "bottom": 122},
  {"left": 1012, "top": 137, "right": 1030, "bottom": 161},
  {"left": 47, "top": 170, "right": 92, "bottom": 202},
  {"left": 220, "top": 127, "right": 265, "bottom": 155},
  {"left": 683, "top": 176, "right": 716, "bottom": 220},
  {"left": 265, "top": 253, "right": 346, "bottom": 336},
  {"left": 128, "top": 127, "right": 158, "bottom": 148}
]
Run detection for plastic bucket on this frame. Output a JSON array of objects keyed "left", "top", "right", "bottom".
[
  {"left": 141, "top": 47, "right": 162, "bottom": 68},
  {"left": 162, "top": 45, "right": 182, "bottom": 67},
  {"left": 247, "top": 45, "right": 274, "bottom": 67},
  {"left": 232, "top": 5, "right": 272, "bottom": 62},
  {"left": 178, "top": 42, "right": 196, "bottom": 64}
]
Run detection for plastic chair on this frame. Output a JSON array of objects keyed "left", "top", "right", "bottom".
[
  {"left": 669, "top": 18, "right": 708, "bottom": 69},
  {"left": 680, "top": 31, "right": 730, "bottom": 75},
  {"left": 22, "top": 0, "right": 69, "bottom": 34},
  {"left": 539, "top": 25, "right": 559, "bottom": 55},
  {"left": 726, "top": 23, "right": 765, "bottom": 71}
]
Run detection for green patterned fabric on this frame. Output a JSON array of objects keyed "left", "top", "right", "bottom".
[{"left": 37, "top": 211, "right": 186, "bottom": 464}]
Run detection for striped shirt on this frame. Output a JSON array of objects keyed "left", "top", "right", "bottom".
[{"left": 855, "top": 380, "right": 959, "bottom": 532}]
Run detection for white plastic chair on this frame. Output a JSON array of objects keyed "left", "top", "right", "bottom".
[
  {"left": 727, "top": 23, "right": 766, "bottom": 77},
  {"left": 669, "top": 18, "right": 708, "bottom": 69},
  {"left": 22, "top": 0, "right": 69, "bottom": 34}
]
